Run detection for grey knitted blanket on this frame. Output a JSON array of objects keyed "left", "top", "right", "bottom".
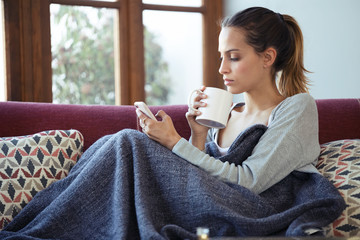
[{"left": 0, "top": 126, "right": 345, "bottom": 239}]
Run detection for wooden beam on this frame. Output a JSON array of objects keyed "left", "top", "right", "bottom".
[
  {"left": 3, "top": 0, "right": 25, "bottom": 101},
  {"left": 116, "top": 0, "right": 129, "bottom": 105},
  {"left": 202, "top": 0, "right": 223, "bottom": 89},
  {"left": 127, "top": 0, "right": 145, "bottom": 104},
  {"left": 143, "top": 4, "right": 204, "bottom": 13},
  {"left": 32, "top": 0, "right": 52, "bottom": 102},
  {"left": 3, "top": 0, "right": 52, "bottom": 102},
  {"left": 49, "top": 0, "right": 121, "bottom": 9}
]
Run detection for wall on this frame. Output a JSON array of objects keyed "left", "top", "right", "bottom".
[{"left": 224, "top": 0, "right": 360, "bottom": 99}]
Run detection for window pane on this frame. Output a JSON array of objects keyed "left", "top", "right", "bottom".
[
  {"left": 50, "top": 4, "right": 116, "bottom": 105},
  {"left": 143, "top": 0, "right": 202, "bottom": 7},
  {"left": 143, "top": 10, "right": 202, "bottom": 105},
  {"left": 0, "top": 1, "right": 5, "bottom": 101}
]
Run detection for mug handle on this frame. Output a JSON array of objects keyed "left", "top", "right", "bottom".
[{"left": 188, "top": 89, "right": 202, "bottom": 112}]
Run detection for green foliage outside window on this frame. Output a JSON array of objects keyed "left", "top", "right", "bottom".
[{"left": 51, "top": 5, "right": 170, "bottom": 105}]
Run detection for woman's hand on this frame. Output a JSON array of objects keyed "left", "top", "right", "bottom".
[
  {"left": 186, "top": 86, "right": 210, "bottom": 150},
  {"left": 136, "top": 109, "right": 181, "bottom": 150}
]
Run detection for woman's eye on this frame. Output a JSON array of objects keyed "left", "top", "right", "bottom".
[{"left": 219, "top": 56, "right": 239, "bottom": 62}]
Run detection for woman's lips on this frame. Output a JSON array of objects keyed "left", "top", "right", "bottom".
[{"left": 224, "top": 79, "right": 234, "bottom": 86}]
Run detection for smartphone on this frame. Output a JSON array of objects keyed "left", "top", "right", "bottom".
[{"left": 134, "top": 101, "right": 157, "bottom": 120}]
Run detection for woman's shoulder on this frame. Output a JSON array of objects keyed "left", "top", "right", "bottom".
[
  {"left": 283, "top": 92, "right": 315, "bottom": 105},
  {"left": 276, "top": 93, "right": 316, "bottom": 113},
  {"left": 269, "top": 93, "right": 317, "bottom": 125}
]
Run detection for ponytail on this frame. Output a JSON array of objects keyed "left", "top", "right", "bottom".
[
  {"left": 222, "top": 7, "right": 310, "bottom": 97},
  {"left": 279, "top": 15, "right": 310, "bottom": 97}
]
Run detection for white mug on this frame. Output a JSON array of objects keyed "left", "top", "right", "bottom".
[{"left": 188, "top": 87, "right": 233, "bottom": 129}]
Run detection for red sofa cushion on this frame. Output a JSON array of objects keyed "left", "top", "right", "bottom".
[
  {"left": 0, "top": 101, "right": 190, "bottom": 150},
  {"left": 316, "top": 99, "right": 360, "bottom": 144},
  {"left": 0, "top": 98, "right": 359, "bottom": 149}
]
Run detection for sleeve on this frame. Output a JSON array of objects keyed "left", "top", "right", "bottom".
[{"left": 172, "top": 93, "right": 320, "bottom": 194}]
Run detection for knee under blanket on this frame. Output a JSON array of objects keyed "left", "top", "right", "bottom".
[{"left": 0, "top": 126, "right": 345, "bottom": 239}]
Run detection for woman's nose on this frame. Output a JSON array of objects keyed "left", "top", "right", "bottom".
[{"left": 218, "top": 59, "right": 229, "bottom": 75}]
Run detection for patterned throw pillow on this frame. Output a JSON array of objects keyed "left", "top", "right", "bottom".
[
  {"left": 316, "top": 139, "right": 360, "bottom": 237},
  {"left": 0, "top": 130, "right": 84, "bottom": 229}
]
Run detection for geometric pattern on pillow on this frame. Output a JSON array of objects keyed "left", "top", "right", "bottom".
[
  {"left": 316, "top": 139, "right": 360, "bottom": 237},
  {"left": 0, "top": 129, "right": 84, "bottom": 230}
]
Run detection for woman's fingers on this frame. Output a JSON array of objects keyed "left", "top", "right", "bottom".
[
  {"left": 136, "top": 109, "right": 153, "bottom": 133},
  {"left": 188, "top": 88, "right": 207, "bottom": 115}
]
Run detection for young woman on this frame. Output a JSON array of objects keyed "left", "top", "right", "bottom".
[
  {"left": 138, "top": 7, "right": 319, "bottom": 194},
  {"left": 1, "top": 7, "right": 344, "bottom": 239}
]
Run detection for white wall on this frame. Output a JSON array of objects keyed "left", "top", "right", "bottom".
[{"left": 224, "top": 0, "right": 360, "bottom": 99}]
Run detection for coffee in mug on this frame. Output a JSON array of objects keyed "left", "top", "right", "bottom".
[{"left": 188, "top": 87, "right": 233, "bottom": 129}]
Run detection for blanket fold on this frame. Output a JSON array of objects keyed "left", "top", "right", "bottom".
[{"left": 0, "top": 127, "right": 345, "bottom": 240}]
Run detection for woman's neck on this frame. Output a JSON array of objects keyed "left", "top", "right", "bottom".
[{"left": 242, "top": 85, "right": 285, "bottom": 114}]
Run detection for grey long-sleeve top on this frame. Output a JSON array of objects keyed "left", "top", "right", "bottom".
[{"left": 172, "top": 93, "right": 321, "bottom": 194}]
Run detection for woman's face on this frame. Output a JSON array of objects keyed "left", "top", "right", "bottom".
[{"left": 218, "top": 27, "right": 268, "bottom": 95}]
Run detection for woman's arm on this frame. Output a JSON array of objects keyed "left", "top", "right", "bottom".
[{"left": 172, "top": 93, "right": 320, "bottom": 194}]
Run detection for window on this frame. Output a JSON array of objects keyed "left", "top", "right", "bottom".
[
  {"left": 143, "top": 10, "right": 202, "bottom": 105},
  {"left": 2, "top": 0, "right": 223, "bottom": 105},
  {"left": 50, "top": 5, "right": 117, "bottom": 105}
]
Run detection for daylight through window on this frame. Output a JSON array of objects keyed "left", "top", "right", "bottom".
[
  {"left": 50, "top": 4, "right": 116, "bottom": 105},
  {"left": 143, "top": 10, "right": 202, "bottom": 105}
]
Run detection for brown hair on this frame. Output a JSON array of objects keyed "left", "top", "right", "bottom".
[{"left": 221, "top": 7, "right": 310, "bottom": 97}]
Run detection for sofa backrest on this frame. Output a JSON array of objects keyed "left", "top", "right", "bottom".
[
  {"left": 0, "top": 101, "right": 190, "bottom": 150},
  {"left": 316, "top": 98, "right": 360, "bottom": 144},
  {"left": 0, "top": 98, "right": 359, "bottom": 150}
]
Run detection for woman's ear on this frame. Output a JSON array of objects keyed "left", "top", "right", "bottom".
[{"left": 263, "top": 47, "right": 277, "bottom": 68}]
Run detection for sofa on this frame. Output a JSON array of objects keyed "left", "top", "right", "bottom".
[{"left": 0, "top": 99, "right": 359, "bottom": 237}]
